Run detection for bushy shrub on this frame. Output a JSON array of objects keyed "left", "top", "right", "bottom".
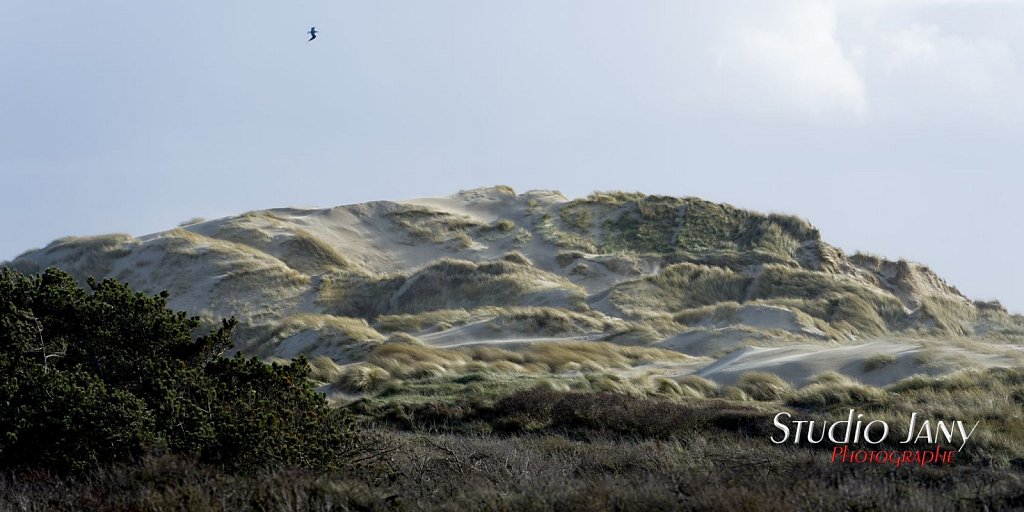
[{"left": 0, "top": 267, "right": 363, "bottom": 474}]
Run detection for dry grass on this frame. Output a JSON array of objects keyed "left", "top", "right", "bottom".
[
  {"left": 14, "top": 234, "right": 136, "bottom": 281},
  {"left": 736, "top": 372, "right": 794, "bottom": 401},
  {"left": 674, "top": 375, "right": 721, "bottom": 399},
  {"left": 375, "top": 309, "right": 474, "bottom": 333},
  {"left": 276, "top": 314, "right": 386, "bottom": 343},
  {"left": 252, "top": 314, "right": 387, "bottom": 358},
  {"left": 535, "top": 213, "right": 598, "bottom": 253},
  {"left": 919, "top": 295, "right": 976, "bottom": 335},
  {"left": 331, "top": 363, "right": 393, "bottom": 392},
  {"left": 386, "top": 205, "right": 481, "bottom": 243},
  {"left": 385, "top": 259, "right": 587, "bottom": 315},
  {"left": 381, "top": 306, "right": 614, "bottom": 340},
  {"left": 555, "top": 251, "right": 585, "bottom": 267},
  {"left": 501, "top": 251, "right": 532, "bottom": 266},
  {"left": 787, "top": 374, "right": 887, "bottom": 409},
  {"left": 609, "top": 263, "right": 750, "bottom": 315},
  {"left": 348, "top": 341, "right": 694, "bottom": 389},
  {"left": 213, "top": 265, "right": 311, "bottom": 301},
  {"left": 7, "top": 409, "right": 1024, "bottom": 512},
  {"left": 862, "top": 353, "right": 898, "bottom": 372},
  {"left": 601, "top": 324, "right": 664, "bottom": 345},
  {"left": 307, "top": 355, "right": 346, "bottom": 384},
  {"left": 521, "top": 342, "right": 690, "bottom": 372},
  {"left": 277, "top": 228, "right": 357, "bottom": 274},
  {"left": 158, "top": 230, "right": 313, "bottom": 296},
  {"left": 743, "top": 266, "right": 912, "bottom": 337},
  {"left": 491, "top": 219, "right": 516, "bottom": 233},
  {"left": 878, "top": 368, "right": 1024, "bottom": 466},
  {"left": 491, "top": 307, "right": 624, "bottom": 336}
]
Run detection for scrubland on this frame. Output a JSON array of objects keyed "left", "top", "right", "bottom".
[
  {"left": 7, "top": 367, "right": 1024, "bottom": 511},
  {"left": 6, "top": 187, "right": 1024, "bottom": 510}
]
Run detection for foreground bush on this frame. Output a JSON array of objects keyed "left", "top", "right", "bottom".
[{"left": 0, "top": 268, "right": 364, "bottom": 474}]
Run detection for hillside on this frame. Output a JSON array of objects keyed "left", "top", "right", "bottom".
[{"left": 7, "top": 186, "right": 1023, "bottom": 389}]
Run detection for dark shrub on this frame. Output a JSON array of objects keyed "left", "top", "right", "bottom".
[{"left": 0, "top": 267, "right": 363, "bottom": 473}]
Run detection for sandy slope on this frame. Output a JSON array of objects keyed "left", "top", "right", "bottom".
[
  {"left": 694, "top": 340, "right": 1024, "bottom": 387},
  {"left": 5, "top": 186, "right": 1022, "bottom": 390}
]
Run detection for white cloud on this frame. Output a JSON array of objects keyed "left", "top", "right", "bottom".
[
  {"left": 712, "top": 0, "right": 868, "bottom": 119},
  {"left": 695, "top": 0, "right": 1022, "bottom": 121},
  {"left": 883, "top": 24, "right": 1016, "bottom": 95}
]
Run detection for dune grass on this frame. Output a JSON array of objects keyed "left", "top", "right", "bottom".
[
  {"left": 276, "top": 314, "right": 386, "bottom": 343},
  {"left": 331, "top": 363, "right": 393, "bottom": 392},
  {"left": 308, "top": 339, "right": 699, "bottom": 399},
  {"left": 746, "top": 265, "right": 911, "bottom": 337},
  {"left": 15, "top": 234, "right": 137, "bottom": 281},
  {"left": 786, "top": 373, "right": 887, "bottom": 409},
  {"left": 386, "top": 205, "right": 482, "bottom": 243},
  {"left": 674, "top": 375, "right": 721, "bottom": 399},
  {"left": 534, "top": 213, "right": 598, "bottom": 253},
  {"left": 474, "top": 217, "right": 517, "bottom": 237},
  {"left": 385, "top": 259, "right": 588, "bottom": 315},
  {"left": 251, "top": 314, "right": 386, "bottom": 359},
  {"left": 918, "top": 295, "right": 977, "bottom": 335},
  {"left": 863, "top": 353, "right": 898, "bottom": 372},
  {"left": 277, "top": 228, "right": 358, "bottom": 274},
  {"left": 146, "top": 230, "right": 313, "bottom": 307},
  {"left": 735, "top": 372, "right": 794, "bottom": 401},
  {"left": 608, "top": 262, "right": 750, "bottom": 315},
  {"left": 375, "top": 309, "right": 476, "bottom": 332}
]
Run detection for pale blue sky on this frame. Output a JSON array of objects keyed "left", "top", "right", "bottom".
[{"left": 2, "top": 1, "right": 1022, "bottom": 312}]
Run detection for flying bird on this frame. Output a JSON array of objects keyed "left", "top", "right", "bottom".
[{"left": 308, "top": 27, "right": 317, "bottom": 41}]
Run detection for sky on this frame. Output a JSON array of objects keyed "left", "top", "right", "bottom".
[{"left": 1, "top": 0, "right": 1023, "bottom": 312}]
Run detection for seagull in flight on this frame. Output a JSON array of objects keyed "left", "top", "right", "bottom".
[{"left": 308, "top": 27, "right": 317, "bottom": 41}]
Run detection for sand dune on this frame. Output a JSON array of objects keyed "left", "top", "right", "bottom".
[
  {"left": 695, "top": 340, "right": 1023, "bottom": 387},
  {"left": 6, "top": 186, "right": 1022, "bottom": 390}
]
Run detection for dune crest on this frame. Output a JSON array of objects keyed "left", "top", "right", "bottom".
[{"left": 7, "top": 186, "right": 1023, "bottom": 387}]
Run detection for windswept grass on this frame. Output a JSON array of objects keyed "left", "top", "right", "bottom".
[
  {"left": 863, "top": 353, "right": 898, "bottom": 372},
  {"left": 748, "top": 265, "right": 909, "bottom": 337},
  {"left": 386, "top": 205, "right": 482, "bottom": 243},
  {"left": 375, "top": 304, "right": 628, "bottom": 342},
  {"left": 787, "top": 373, "right": 887, "bottom": 409},
  {"left": 534, "top": 213, "right": 598, "bottom": 253},
  {"left": 597, "top": 196, "right": 684, "bottom": 253},
  {"left": 493, "top": 307, "right": 624, "bottom": 336},
  {"left": 385, "top": 259, "right": 588, "bottom": 315},
  {"left": 277, "top": 228, "right": 357, "bottom": 274},
  {"left": 316, "top": 271, "right": 405, "bottom": 319},
  {"left": 501, "top": 251, "right": 532, "bottom": 266},
  {"left": 332, "top": 341, "right": 698, "bottom": 393},
  {"left": 608, "top": 262, "right": 750, "bottom": 315},
  {"left": 254, "top": 314, "right": 386, "bottom": 359},
  {"left": 674, "top": 375, "right": 721, "bottom": 399},
  {"left": 276, "top": 314, "right": 386, "bottom": 343},
  {"left": 139, "top": 230, "right": 312, "bottom": 307},
  {"left": 673, "top": 302, "right": 743, "bottom": 327},
  {"left": 331, "top": 363, "right": 393, "bottom": 392},
  {"left": 601, "top": 324, "right": 664, "bottom": 345},
  {"left": 486, "top": 218, "right": 517, "bottom": 233},
  {"left": 735, "top": 372, "right": 794, "bottom": 401},
  {"left": 375, "top": 309, "right": 475, "bottom": 332},
  {"left": 14, "top": 234, "right": 136, "bottom": 281},
  {"left": 307, "top": 355, "right": 346, "bottom": 384},
  {"left": 549, "top": 194, "right": 819, "bottom": 260},
  {"left": 919, "top": 295, "right": 976, "bottom": 335},
  {"left": 521, "top": 342, "right": 690, "bottom": 372},
  {"left": 555, "top": 250, "right": 585, "bottom": 267}
]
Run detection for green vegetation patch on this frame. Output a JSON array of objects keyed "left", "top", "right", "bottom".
[{"left": 0, "top": 268, "right": 368, "bottom": 474}]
